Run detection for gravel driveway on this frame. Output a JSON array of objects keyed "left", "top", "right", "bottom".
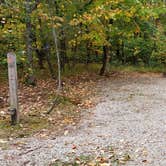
[{"left": 0, "top": 73, "right": 166, "bottom": 166}]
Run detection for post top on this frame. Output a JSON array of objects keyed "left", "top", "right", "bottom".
[
  {"left": 7, "top": 52, "right": 16, "bottom": 56},
  {"left": 7, "top": 52, "right": 16, "bottom": 64}
]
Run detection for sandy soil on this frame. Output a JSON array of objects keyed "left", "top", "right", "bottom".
[{"left": 0, "top": 73, "right": 166, "bottom": 166}]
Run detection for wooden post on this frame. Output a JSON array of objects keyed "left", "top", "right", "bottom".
[{"left": 7, "top": 52, "right": 19, "bottom": 125}]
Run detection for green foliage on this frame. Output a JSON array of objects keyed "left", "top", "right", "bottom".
[{"left": 0, "top": 0, "right": 165, "bottom": 77}]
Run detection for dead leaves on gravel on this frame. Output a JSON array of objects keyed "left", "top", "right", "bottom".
[{"left": 51, "top": 147, "right": 131, "bottom": 166}]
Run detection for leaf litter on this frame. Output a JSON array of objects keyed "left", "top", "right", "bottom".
[{"left": 0, "top": 73, "right": 99, "bottom": 139}]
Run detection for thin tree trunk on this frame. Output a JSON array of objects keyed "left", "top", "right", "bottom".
[
  {"left": 52, "top": 27, "right": 61, "bottom": 91},
  {"left": 48, "top": 0, "right": 61, "bottom": 91},
  {"left": 47, "top": 28, "right": 62, "bottom": 114},
  {"left": 116, "top": 43, "right": 121, "bottom": 63},
  {"left": 95, "top": 50, "right": 99, "bottom": 62}
]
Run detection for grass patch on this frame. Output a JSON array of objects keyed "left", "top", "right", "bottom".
[
  {"left": 0, "top": 115, "right": 48, "bottom": 139},
  {"left": 33, "top": 63, "right": 101, "bottom": 80},
  {"left": 1, "top": 63, "right": 164, "bottom": 85},
  {"left": 110, "top": 65, "right": 165, "bottom": 73},
  {"left": 62, "top": 63, "right": 101, "bottom": 77}
]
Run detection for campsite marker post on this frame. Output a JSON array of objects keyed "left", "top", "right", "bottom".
[{"left": 7, "top": 52, "right": 19, "bottom": 125}]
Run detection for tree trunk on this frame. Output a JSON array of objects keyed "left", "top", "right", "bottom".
[
  {"left": 36, "top": 16, "right": 55, "bottom": 78},
  {"left": 47, "top": 0, "right": 61, "bottom": 91},
  {"left": 100, "top": 45, "right": 110, "bottom": 75},
  {"left": 36, "top": 49, "right": 45, "bottom": 69},
  {"left": 95, "top": 50, "right": 99, "bottom": 62},
  {"left": 86, "top": 42, "right": 91, "bottom": 64},
  {"left": 25, "top": 0, "right": 36, "bottom": 86},
  {"left": 52, "top": 27, "right": 61, "bottom": 91}
]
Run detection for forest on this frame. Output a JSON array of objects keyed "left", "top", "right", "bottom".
[
  {"left": 0, "top": 0, "right": 166, "bottom": 80},
  {"left": 0, "top": 0, "right": 166, "bottom": 166}
]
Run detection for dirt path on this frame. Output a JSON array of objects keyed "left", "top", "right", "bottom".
[{"left": 0, "top": 73, "right": 166, "bottom": 166}]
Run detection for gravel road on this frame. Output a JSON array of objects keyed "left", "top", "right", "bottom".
[{"left": 0, "top": 73, "right": 166, "bottom": 166}]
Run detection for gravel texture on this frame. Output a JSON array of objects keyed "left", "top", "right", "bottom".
[{"left": 0, "top": 73, "right": 166, "bottom": 166}]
